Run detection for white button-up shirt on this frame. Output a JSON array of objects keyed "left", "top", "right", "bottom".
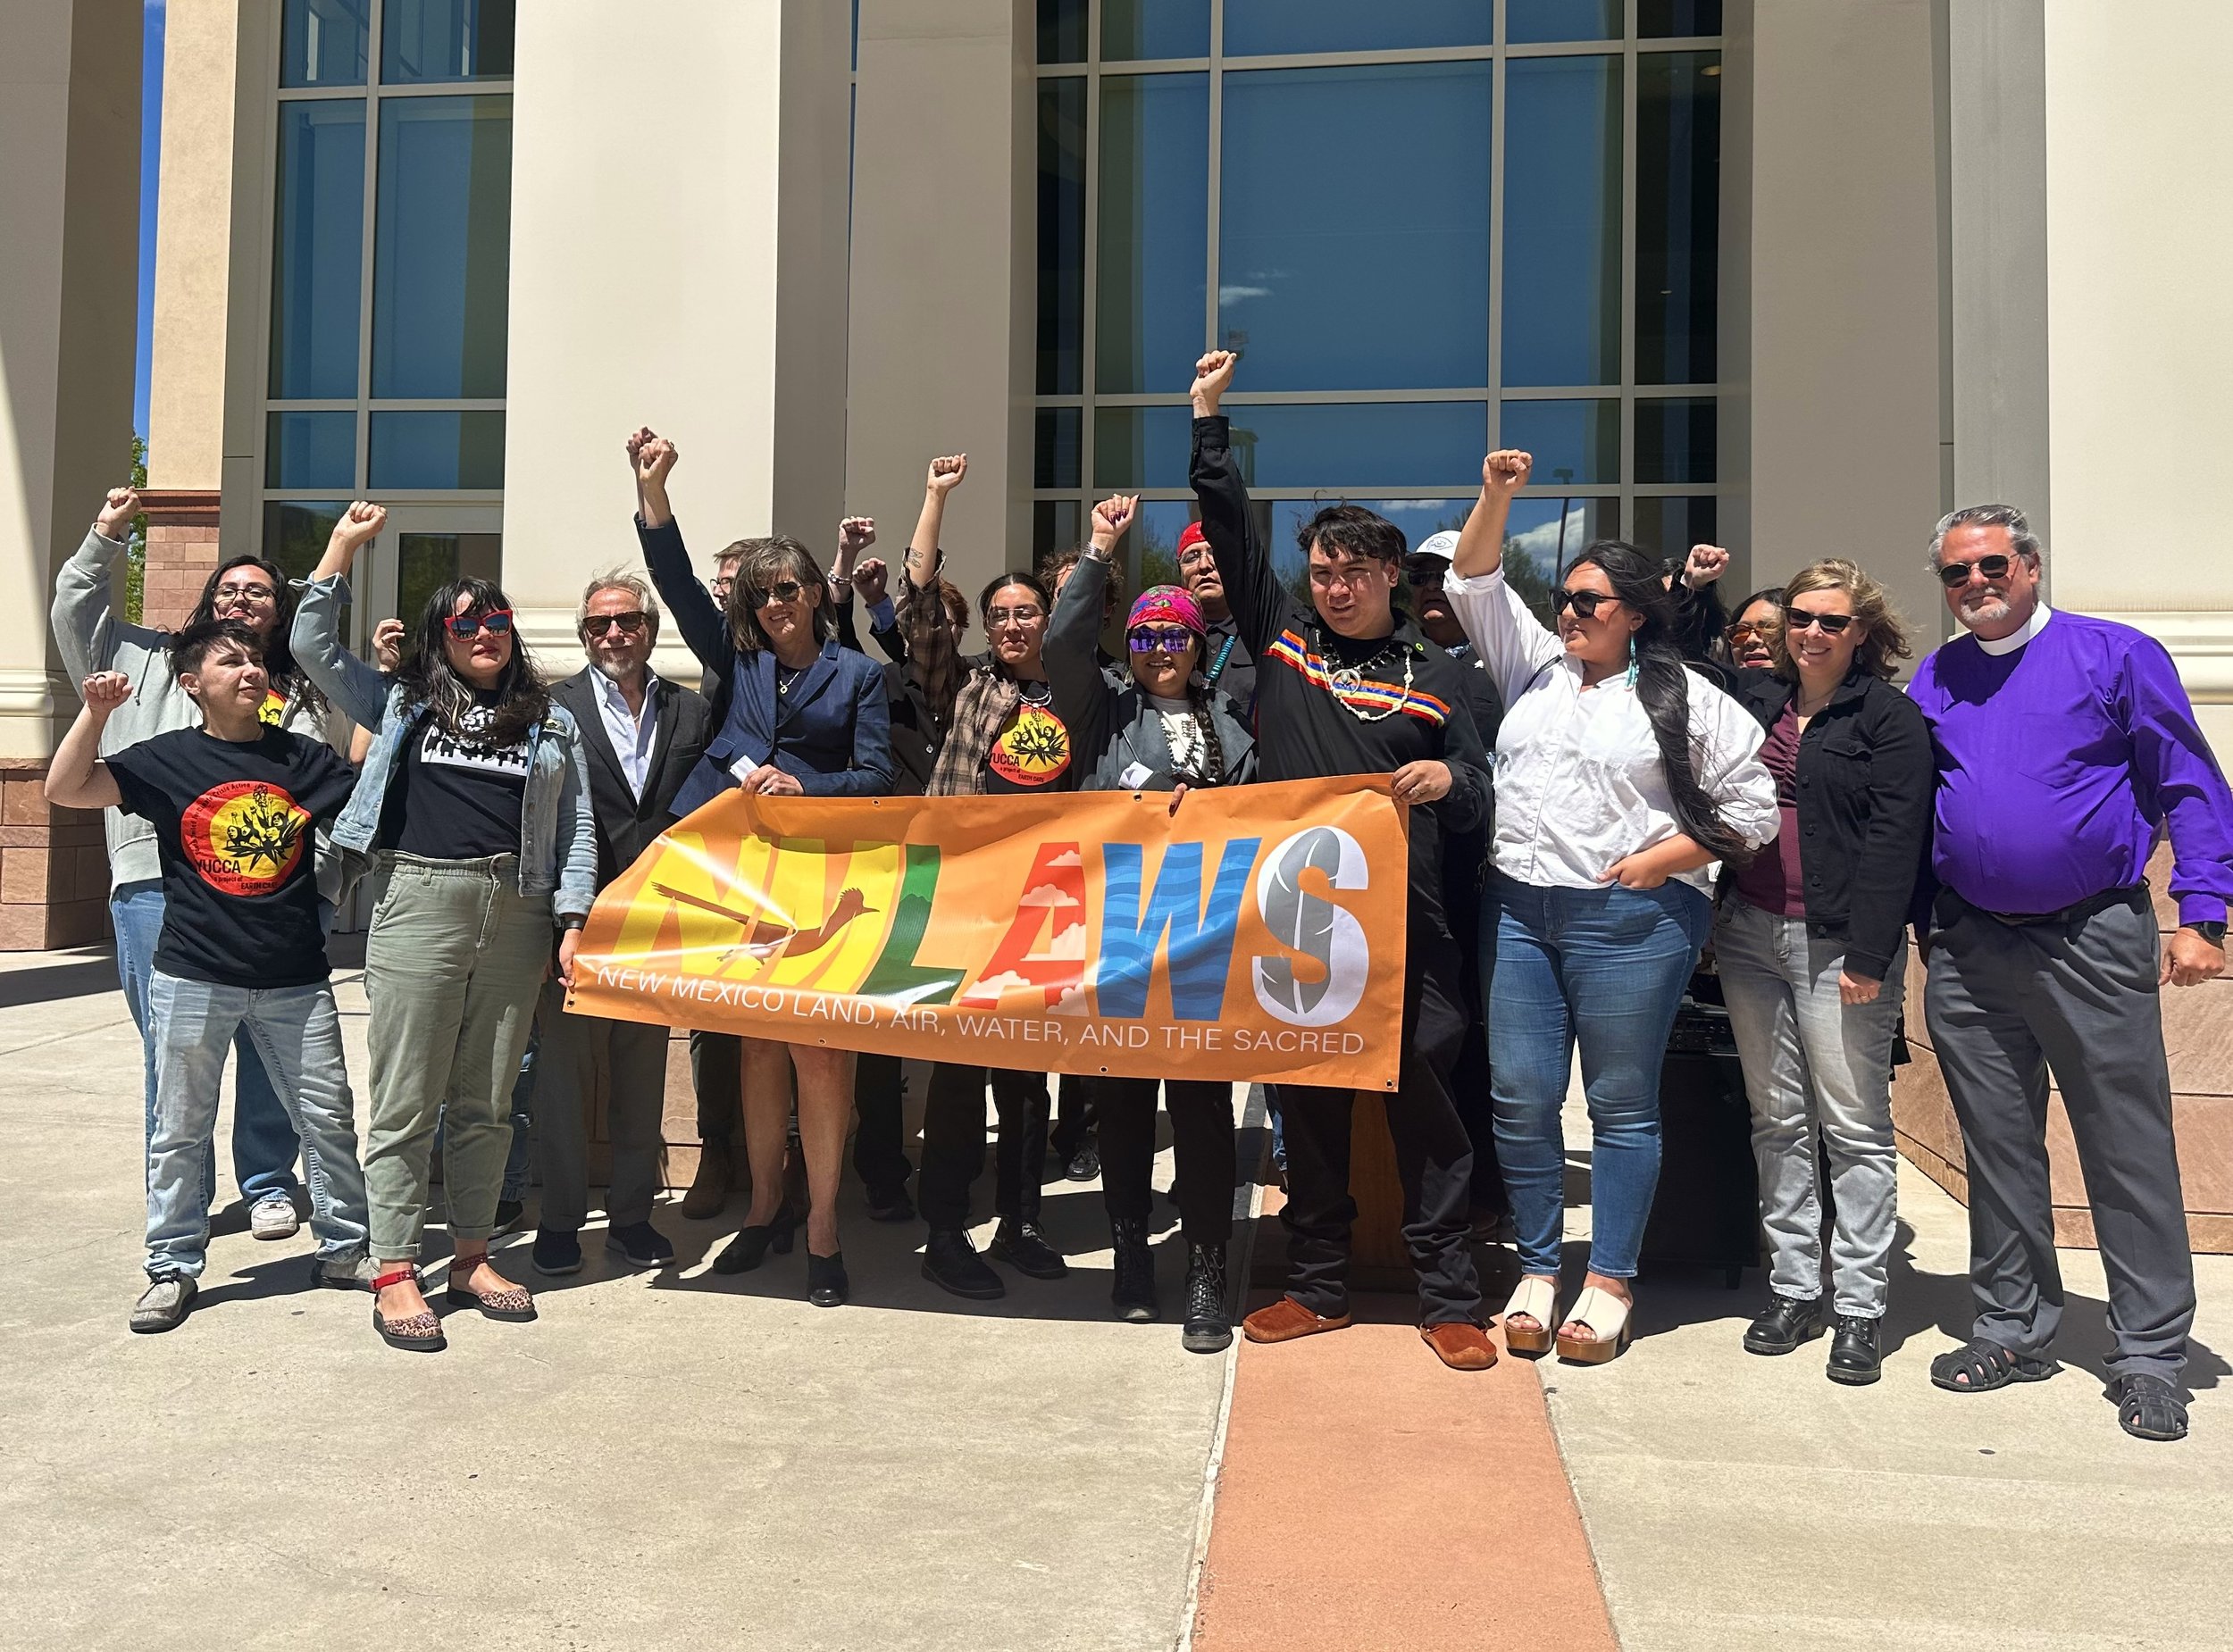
[
  {"left": 592, "top": 666, "right": 660, "bottom": 803},
  {"left": 1443, "top": 565, "right": 1777, "bottom": 894}
]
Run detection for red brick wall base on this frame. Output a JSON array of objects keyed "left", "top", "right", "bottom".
[{"left": 0, "top": 759, "right": 112, "bottom": 949}]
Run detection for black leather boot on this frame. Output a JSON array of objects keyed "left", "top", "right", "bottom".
[
  {"left": 1109, "top": 1217, "right": 1157, "bottom": 1323},
  {"left": 989, "top": 1218, "right": 1069, "bottom": 1280},
  {"left": 1826, "top": 1314, "right": 1883, "bottom": 1385},
  {"left": 922, "top": 1229, "right": 1005, "bottom": 1300},
  {"left": 1743, "top": 1292, "right": 1824, "bottom": 1356},
  {"left": 1182, "top": 1242, "right": 1231, "bottom": 1353}
]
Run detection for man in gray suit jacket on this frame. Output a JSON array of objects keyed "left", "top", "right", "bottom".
[{"left": 529, "top": 574, "right": 712, "bottom": 1276}]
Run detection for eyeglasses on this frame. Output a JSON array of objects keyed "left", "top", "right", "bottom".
[
  {"left": 1936, "top": 553, "right": 2015, "bottom": 588},
  {"left": 1176, "top": 546, "right": 1216, "bottom": 570},
  {"left": 443, "top": 608, "right": 514, "bottom": 639},
  {"left": 1127, "top": 628, "right": 1198, "bottom": 655},
  {"left": 1404, "top": 566, "right": 1448, "bottom": 588},
  {"left": 1726, "top": 620, "right": 1780, "bottom": 644},
  {"left": 1551, "top": 588, "right": 1619, "bottom": 619},
  {"left": 709, "top": 574, "right": 736, "bottom": 600},
  {"left": 1785, "top": 606, "right": 1855, "bottom": 636},
  {"left": 583, "top": 611, "right": 648, "bottom": 638},
  {"left": 752, "top": 580, "right": 806, "bottom": 607},
  {"left": 213, "top": 582, "right": 276, "bottom": 605},
  {"left": 985, "top": 605, "right": 1046, "bottom": 627}
]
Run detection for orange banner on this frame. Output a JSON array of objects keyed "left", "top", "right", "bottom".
[{"left": 565, "top": 777, "right": 1410, "bottom": 1089}]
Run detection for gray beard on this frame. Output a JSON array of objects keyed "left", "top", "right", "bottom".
[{"left": 592, "top": 657, "right": 646, "bottom": 689}]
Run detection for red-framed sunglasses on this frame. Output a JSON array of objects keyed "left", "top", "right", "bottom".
[{"left": 443, "top": 608, "right": 514, "bottom": 639}]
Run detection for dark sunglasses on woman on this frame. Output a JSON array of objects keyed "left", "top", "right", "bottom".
[
  {"left": 443, "top": 608, "right": 514, "bottom": 638},
  {"left": 1127, "top": 628, "right": 1196, "bottom": 655},
  {"left": 1936, "top": 553, "right": 2012, "bottom": 588},
  {"left": 1727, "top": 618, "right": 1779, "bottom": 644},
  {"left": 753, "top": 580, "right": 806, "bottom": 607},
  {"left": 1552, "top": 587, "right": 1618, "bottom": 619},
  {"left": 1786, "top": 606, "right": 1855, "bottom": 636},
  {"left": 583, "top": 610, "right": 648, "bottom": 637}
]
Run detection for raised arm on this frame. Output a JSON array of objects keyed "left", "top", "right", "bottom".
[
  {"left": 43, "top": 672, "right": 129, "bottom": 810},
  {"left": 850, "top": 558, "right": 908, "bottom": 663},
  {"left": 1047, "top": 497, "right": 1135, "bottom": 771},
  {"left": 906, "top": 455, "right": 966, "bottom": 593},
  {"left": 52, "top": 487, "right": 154, "bottom": 684},
  {"left": 291, "top": 501, "right": 393, "bottom": 729},
  {"left": 627, "top": 430, "right": 732, "bottom": 673},
  {"left": 1185, "top": 351, "right": 1285, "bottom": 657},
  {"left": 1449, "top": 448, "right": 1532, "bottom": 580}
]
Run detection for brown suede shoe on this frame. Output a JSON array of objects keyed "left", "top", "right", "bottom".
[
  {"left": 679, "top": 1140, "right": 732, "bottom": 1220},
  {"left": 1422, "top": 1322, "right": 1498, "bottom": 1371},
  {"left": 1242, "top": 1296, "right": 1354, "bottom": 1344}
]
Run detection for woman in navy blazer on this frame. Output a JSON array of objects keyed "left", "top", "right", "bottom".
[{"left": 629, "top": 428, "right": 894, "bottom": 1310}]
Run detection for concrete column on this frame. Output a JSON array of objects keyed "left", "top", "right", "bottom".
[
  {"left": 845, "top": 0, "right": 1035, "bottom": 605},
  {"left": 0, "top": 0, "right": 140, "bottom": 947},
  {"left": 500, "top": 0, "right": 852, "bottom": 676},
  {"left": 1724, "top": 0, "right": 1945, "bottom": 637}
]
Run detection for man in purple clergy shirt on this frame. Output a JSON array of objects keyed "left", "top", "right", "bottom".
[{"left": 1909, "top": 503, "right": 2230, "bottom": 1444}]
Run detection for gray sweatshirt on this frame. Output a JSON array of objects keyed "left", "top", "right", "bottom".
[{"left": 50, "top": 525, "right": 351, "bottom": 897}]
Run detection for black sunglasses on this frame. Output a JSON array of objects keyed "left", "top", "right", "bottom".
[
  {"left": 583, "top": 610, "right": 648, "bottom": 637},
  {"left": 752, "top": 580, "right": 807, "bottom": 607},
  {"left": 1551, "top": 588, "right": 1619, "bottom": 619},
  {"left": 1785, "top": 606, "right": 1855, "bottom": 636},
  {"left": 1936, "top": 553, "right": 2014, "bottom": 588}
]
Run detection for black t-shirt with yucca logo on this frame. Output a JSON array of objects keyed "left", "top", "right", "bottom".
[
  {"left": 981, "top": 696, "right": 1075, "bottom": 796},
  {"left": 106, "top": 726, "right": 355, "bottom": 989}
]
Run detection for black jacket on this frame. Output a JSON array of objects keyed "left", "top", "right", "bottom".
[
  {"left": 1732, "top": 665, "right": 1935, "bottom": 981},
  {"left": 833, "top": 597, "right": 941, "bottom": 795},
  {"left": 1191, "top": 413, "right": 1492, "bottom": 939},
  {"left": 549, "top": 666, "right": 714, "bottom": 890}
]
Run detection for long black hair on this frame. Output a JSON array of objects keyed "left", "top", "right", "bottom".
[
  {"left": 185, "top": 555, "right": 321, "bottom": 713},
  {"left": 1567, "top": 540, "right": 1753, "bottom": 864},
  {"left": 977, "top": 571, "right": 1054, "bottom": 680},
  {"left": 393, "top": 576, "right": 549, "bottom": 748}
]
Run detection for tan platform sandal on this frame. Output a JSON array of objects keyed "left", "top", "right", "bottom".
[
  {"left": 1554, "top": 1285, "right": 1633, "bottom": 1364},
  {"left": 1500, "top": 1276, "right": 1560, "bottom": 1357}
]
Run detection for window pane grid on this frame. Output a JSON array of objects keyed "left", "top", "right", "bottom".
[{"left": 1033, "top": 0, "right": 1721, "bottom": 568}]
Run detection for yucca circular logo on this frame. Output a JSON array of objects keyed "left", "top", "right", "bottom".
[
  {"left": 987, "top": 705, "right": 1070, "bottom": 788},
  {"left": 180, "top": 780, "right": 309, "bottom": 895}
]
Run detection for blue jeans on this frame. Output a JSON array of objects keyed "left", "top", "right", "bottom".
[
  {"left": 113, "top": 883, "right": 302, "bottom": 1207},
  {"left": 1483, "top": 873, "right": 1712, "bottom": 1280},
  {"left": 145, "top": 972, "right": 369, "bottom": 1278}
]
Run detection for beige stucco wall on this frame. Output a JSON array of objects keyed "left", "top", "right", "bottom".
[
  {"left": 146, "top": 0, "right": 239, "bottom": 495},
  {"left": 844, "top": 0, "right": 1034, "bottom": 607},
  {"left": 499, "top": 0, "right": 850, "bottom": 679},
  {"left": 0, "top": 0, "right": 141, "bottom": 759},
  {"left": 1732, "top": 0, "right": 1946, "bottom": 638}
]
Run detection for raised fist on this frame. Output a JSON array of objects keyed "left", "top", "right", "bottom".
[
  {"left": 850, "top": 556, "right": 890, "bottom": 607},
  {"left": 1191, "top": 351, "right": 1237, "bottom": 412},
  {"left": 926, "top": 455, "right": 967, "bottom": 495},
  {"left": 372, "top": 617, "right": 406, "bottom": 672},
  {"left": 839, "top": 515, "right": 876, "bottom": 557},
  {"left": 81, "top": 671, "right": 131, "bottom": 714},
  {"left": 334, "top": 500, "right": 387, "bottom": 548},
  {"left": 1684, "top": 544, "right": 1730, "bottom": 588},
  {"left": 1483, "top": 449, "right": 1532, "bottom": 496},
  {"left": 1091, "top": 494, "right": 1139, "bottom": 546},
  {"left": 636, "top": 435, "right": 678, "bottom": 486},
  {"left": 95, "top": 488, "right": 141, "bottom": 540}
]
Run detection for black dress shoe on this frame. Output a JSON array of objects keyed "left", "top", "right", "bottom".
[
  {"left": 1109, "top": 1216, "right": 1157, "bottom": 1323},
  {"left": 1743, "top": 1292, "right": 1824, "bottom": 1356},
  {"left": 865, "top": 1185, "right": 916, "bottom": 1223},
  {"left": 990, "top": 1218, "right": 1068, "bottom": 1280},
  {"left": 1064, "top": 1145, "right": 1101, "bottom": 1183},
  {"left": 1182, "top": 1242, "right": 1231, "bottom": 1354},
  {"left": 1827, "top": 1314, "right": 1883, "bottom": 1385},
  {"left": 807, "top": 1251, "right": 849, "bottom": 1308},
  {"left": 923, "top": 1229, "right": 1006, "bottom": 1300}
]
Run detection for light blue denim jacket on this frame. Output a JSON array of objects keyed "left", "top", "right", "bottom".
[{"left": 290, "top": 573, "right": 598, "bottom": 923}]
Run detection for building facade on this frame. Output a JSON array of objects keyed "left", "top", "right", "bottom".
[{"left": 4, "top": 0, "right": 2232, "bottom": 950}]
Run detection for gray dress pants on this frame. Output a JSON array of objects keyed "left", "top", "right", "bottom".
[
  {"left": 1924, "top": 889, "right": 2195, "bottom": 1381},
  {"left": 531, "top": 979, "right": 672, "bottom": 1232}
]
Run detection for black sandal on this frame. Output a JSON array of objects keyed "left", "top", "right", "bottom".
[
  {"left": 2112, "top": 1373, "right": 2188, "bottom": 1442},
  {"left": 1929, "top": 1337, "right": 2053, "bottom": 1392}
]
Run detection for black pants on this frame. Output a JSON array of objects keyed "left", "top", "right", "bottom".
[
  {"left": 917, "top": 1064, "right": 1050, "bottom": 1231},
  {"left": 690, "top": 1028, "right": 742, "bottom": 1145},
  {"left": 1049, "top": 1073, "right": 1099, "bottom": 1163},
  {"left": 1274, "top": 932, "right": 1483, "bottom": 1327},
  {"left": 851, "top": 1050, "right": 913, "bottom": 1200},
  {"left": 1098, "top": 1077, "right": 1237, "bottom": 1245}
]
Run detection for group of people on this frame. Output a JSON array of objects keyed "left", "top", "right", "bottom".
[{"left": 52, "top": 348, "right": 2228, "bottom": 1443}]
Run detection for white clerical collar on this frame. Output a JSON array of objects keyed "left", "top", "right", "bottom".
[{"left": 1975, "top": 602, "right": 2052, "bottom": 657}]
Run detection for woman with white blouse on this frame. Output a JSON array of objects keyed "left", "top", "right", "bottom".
[{"left": 1443, "top": 451, "right": 1778, "bottom": 1365}]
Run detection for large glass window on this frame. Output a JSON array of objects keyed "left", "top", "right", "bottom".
[
  {"left": 261, "top": 0, "right": 514, "bottom": 556},
  {"left": 1034, "top": 5, "right": 1726, "bottom": 601}
]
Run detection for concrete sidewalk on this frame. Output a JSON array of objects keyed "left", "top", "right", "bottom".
[{"left": 0, "top": 950, "right": 1231, "bottom": 1652}]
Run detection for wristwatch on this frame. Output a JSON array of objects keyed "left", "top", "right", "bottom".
[{"left": 2188, "top": 920, "right": 2227, "bottom": 946}]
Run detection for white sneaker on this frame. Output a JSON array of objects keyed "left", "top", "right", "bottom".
[{"left": 249, "top": 1197, "right": 302, "bottom": 1240}]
